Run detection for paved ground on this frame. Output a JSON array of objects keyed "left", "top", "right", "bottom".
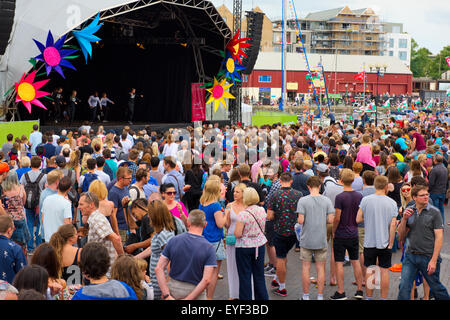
[{"left": 213, "top": 206, "right": 450, "bottom": 300}]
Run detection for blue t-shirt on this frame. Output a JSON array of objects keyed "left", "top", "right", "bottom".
[
  {"left": 108, "top": 185, "right": 129, "bottom": 230},
  {"left": 162, "top": 233, "right": 217, "bottom": 285},
  {"left": 16, "top": 167, "right": 32, "bottom": 181},
  {"left": 199, "top": 202, "right": 223, "bottom": 242}
]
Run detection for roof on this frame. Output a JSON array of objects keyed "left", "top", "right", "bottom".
[
  {"left": 305, "top": 7, "right": 344, "bottom": 21},
  {"left": 253, "top": 52, "right": 412, "bottom": 75}
]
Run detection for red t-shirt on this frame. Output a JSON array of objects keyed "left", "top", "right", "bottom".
[{"left": 412, "top": 132, "right": 426, "bottom": 151}]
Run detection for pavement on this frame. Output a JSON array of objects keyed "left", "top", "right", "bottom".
[{"left": 213, "top": 205, "right": 450, "bottom": 300}]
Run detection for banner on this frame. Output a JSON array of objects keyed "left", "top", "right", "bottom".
[
  {"left": 0, "top": 120, "right": 40, "bottom": 147},
  {"left": 446, "top": 56, "right": 450, "bottom": 70},
  {"left": 191, "top": 83, "right": 206, "bottom": 122}
]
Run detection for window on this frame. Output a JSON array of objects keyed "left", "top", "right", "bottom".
[
  {"left": 243, "top": 75, "right": 248, "bottom": 83},
  {"left": 389, "top": 38, "right": 394, "bottom": 48},
  {"left": 399, "top": 38, "right": 408, "bottom": 48},
  {"left": 389, "top": 51, "right": 394, "bottom": 56},
  {"left": 392, "top": 26, "right": 401, "bottom": 33},
  {"left": 399, "top": 51, "right": 407, "bottom": 61},
  {"left": 259, "top": 76, "right": 272, "bottom": 83}
]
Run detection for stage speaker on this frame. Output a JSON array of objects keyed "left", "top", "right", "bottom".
[
  {"left": 242, "top": 11, "right": 264, "bottom": 75},
  {"left": 0, "top": 0, "right": 16, "bottom": 55}
]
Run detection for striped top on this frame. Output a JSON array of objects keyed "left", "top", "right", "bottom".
[{"left": 149, "top": 229, "right": 175, "bottom": 299}]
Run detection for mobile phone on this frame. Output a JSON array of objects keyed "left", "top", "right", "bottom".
[{"left": 2, "top": 197, "right": 8, "bottom": 209}]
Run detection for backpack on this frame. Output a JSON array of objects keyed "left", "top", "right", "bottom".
[
  {"left": 24, "top": 172, "right": 45, "bottom": 210},
  {"left": 81, "top": 173, "right": 98, "bottom": 193},
  {"left": 129, "top": 185, "right": 142, "bottom": 199},
  {"left": 66, "top": 170, "right": 79, "bottom": 206}
]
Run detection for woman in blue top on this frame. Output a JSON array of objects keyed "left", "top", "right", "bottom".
[{"left": 199, "top": 176, "right": 228, "bottom": 300}]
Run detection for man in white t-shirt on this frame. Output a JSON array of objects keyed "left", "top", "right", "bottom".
[
  {"left": 41, "top": 176, "right": 73, "bottom": 242},
  {"left": 120, "top": 132, "right": 133, "bottom": 155},
  {"left": 94, "top": 157, "right": 111, "bottom": 186}
]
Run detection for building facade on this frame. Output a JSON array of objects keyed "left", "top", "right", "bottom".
[
  {"left": 242, "top": 52, "right": 413, "bottom": 104},
  {"left": 382, "top": 22, "right": 411, "bottom": 67}
]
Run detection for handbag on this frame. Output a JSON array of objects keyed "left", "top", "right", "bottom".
[{"left": 225, "top": 234, "right": 236, "bottom": 245}]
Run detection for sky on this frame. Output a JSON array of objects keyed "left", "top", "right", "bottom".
[{"left": 211, "top": 0, "right": 450, "bottom": 54}]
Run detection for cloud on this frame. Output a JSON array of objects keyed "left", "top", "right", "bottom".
[{"left": 210, "top": 0, "right": 448, "bottom": 54}]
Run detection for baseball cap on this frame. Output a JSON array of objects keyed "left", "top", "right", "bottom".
[
  {"left": 0, "top": 162, "right": 10, "bottom": 173},
  {"left": 55, "top": 155, "right": 66, "bottom": 166},
  {"left": 316, "top": 163, "right": 328, "bottom": 173}
]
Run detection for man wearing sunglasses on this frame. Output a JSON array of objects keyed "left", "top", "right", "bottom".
[{"left": 397, "top": 185, "right": 449, "bottom": 300}]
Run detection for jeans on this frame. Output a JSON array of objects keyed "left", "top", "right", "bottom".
[
  {"left": 90, "top": 106, "right": 97, "bottom": 122},
  {"left": 128, "top": 103, "right": 134, "bottom": 122},
  {"left": 25, "top": 208, "right": 42, "bottom": 251},
  {"left": 430, "top": 193, "right": 445, "bottom": 224},
  {"left": 235, "top": 245, "right": 268, "bottom": 300},
  {"left": 398, "top": 253, "right": 450, "bottom": 300}
]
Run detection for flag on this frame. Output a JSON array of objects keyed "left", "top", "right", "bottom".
[
  {"left": 398, "top": 100, "right": 408, "bottom": 111},
  {"left": 366, "top": 102, "right": 376, "bottom": 112},
  {"left": 446, "top": 56, "right": 450, "bottom": 70},
  {"left": 416, "top": 98, "right": 421, "bottom": 105},
  {"left": 354, "top": 71, "right": 366, "bottom": 81},
  {"left": 425, "top": 100, "right": 433, "bottom": 109},
  {"left": 382, "top": 99, "right": 391, "bottom": 108}
]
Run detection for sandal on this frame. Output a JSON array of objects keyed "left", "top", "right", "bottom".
[
  {"left": 218, "top": 274, "right": 224, "bottom": 280},
  {"left": 329, "top": 282, "right": 337, "bottom": 286}
]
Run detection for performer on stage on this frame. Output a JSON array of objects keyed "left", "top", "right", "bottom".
[
  {"left": 88, "top": 91, "right": 102, "bottom": 123},
  {"left": 51, "top": 87, "right": 64, "bottom": 123},
  {"left": 68, "top": 90, "right": 80, "bottom": 125},
  {"left": 100, "top": 92, "right": 115, "bottom": 123},
  {"left": 127, "top": 88, "right": 143, "bottom": 124}
]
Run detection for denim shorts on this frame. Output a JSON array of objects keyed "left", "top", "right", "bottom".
[{"left": 210, "top": 239, "right": 226, "bottom": 261}]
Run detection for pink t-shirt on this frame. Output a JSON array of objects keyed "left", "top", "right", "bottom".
[
  {"left": 169, "top": 201, "right": 188, "bottom": 219},
  {"left": 356, "top": 144, "right": 376, "bottom": 168}
]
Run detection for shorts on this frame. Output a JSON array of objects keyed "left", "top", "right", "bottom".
[
  {"left": 358, "top": 227, "right": 365, "bottom": 254},
  {"left": 300, "top": 247, "right": 328, "bottom": 262},
  {"left": 333, "top": 237, "right": 359, "bottom": 262},
  {"left": 363, "top": 247, "right": 392, "bottom": 269},
  {"left": 168, "top": 278, "right": 206, "bottom": 300},
  {"left": 273, "top": 233, "right": 297, "bottom": 259},
  {"left": 265, "top": 220, "right": 275, "bottom": 247},
  {"left": 210, "top": 239, "right": 226, "bottom": 261}
]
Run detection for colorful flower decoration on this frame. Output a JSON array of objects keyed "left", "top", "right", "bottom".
[
  {"left": 226, "top": 29, "right": 252, "bottom": 64},
  {"left": 15, "top": 70, "right": 50, "bottom": 113},
  {"left": 33, "top": 31, "right": 78, "bottom": 78},
  {"left": 221, "top": 52, "right": 245, "bottom": 84},
  {"left": 72, "top": 12, "right": 102, "bottom": 63},
  {"left": 206, "top": 77, "right": 235, "bottom": 112}
]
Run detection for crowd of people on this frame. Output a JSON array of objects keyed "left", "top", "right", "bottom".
[{"left": 0, "top": 112, "right": 449, "bottom": 301}]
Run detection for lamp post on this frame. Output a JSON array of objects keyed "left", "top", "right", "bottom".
[
  {"left": 345, "top": 83, "right": 348, "bottom": 106},
  {"left": 369, "top": 64, "right": 387, "bottom": 127}
]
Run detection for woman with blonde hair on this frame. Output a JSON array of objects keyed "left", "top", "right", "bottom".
[
  {"left": 91, "top": 138, "right": 103, "bottom": 159},
  {"left": 67, "top": 149, "right": 81, "bottom": 182},
  {"left": 199, "top": 178, "right": 228, "bottom": 300},
  {"left": 80, "top": 152, "right": 92, "bottom": 176},
  {"left": 111, "top": 254, "right": 146, "bottom": 300},
  {"left": 234, "top": 187, "right": 268, "bottom": 300},
  {"left": 49, "top": 224, "right": 82, "bottom": 287},
  {"left": 88, "top": 180, "right": 114, "bottom": 217},
  {"left": 224, "top": 183, "right": 246, "bottom": 300}
]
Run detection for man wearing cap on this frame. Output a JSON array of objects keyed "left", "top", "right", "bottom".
[{"left": 161, "top": 156, "right": 185, "bottom": 202}]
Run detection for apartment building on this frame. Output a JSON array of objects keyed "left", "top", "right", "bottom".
[{"left": 382, "top": 22, "right": 411, "bottom": 67}]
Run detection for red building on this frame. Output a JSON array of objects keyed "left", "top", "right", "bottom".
[{"left": 242, "top": 52, "right": 413, "bottom": 103}]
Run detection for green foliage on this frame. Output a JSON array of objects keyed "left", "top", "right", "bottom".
[{"left": 411, "top": 39, "right": 450, "bottom": 80}]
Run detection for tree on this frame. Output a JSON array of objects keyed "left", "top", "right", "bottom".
[
  {"left": 410, "top": 38, "right": 433, "bottom": 78},
  {"left": 429, "top": 46, "right": 450, "bottom": 80}
]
